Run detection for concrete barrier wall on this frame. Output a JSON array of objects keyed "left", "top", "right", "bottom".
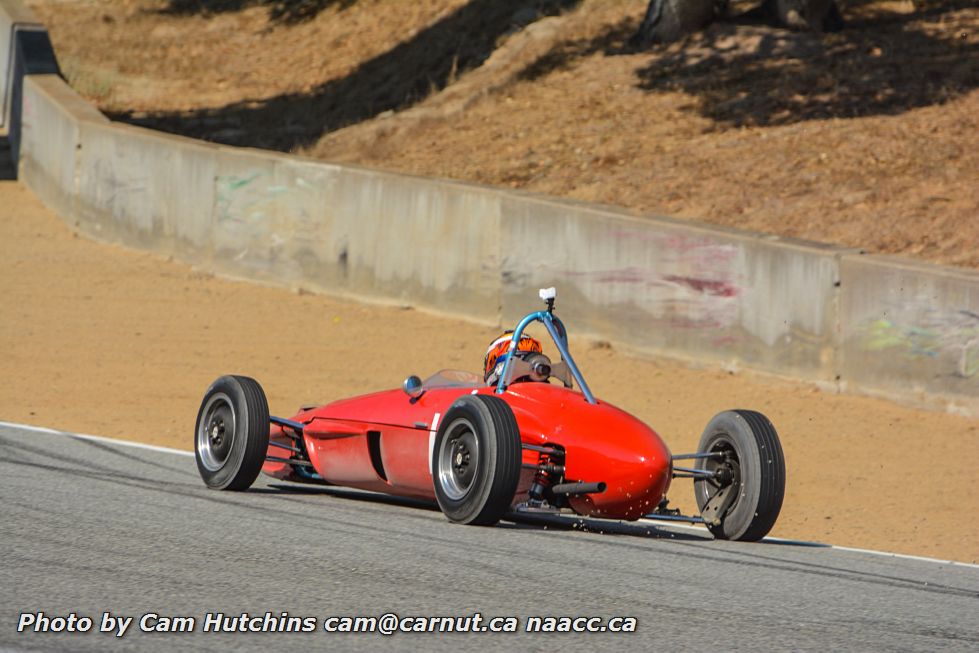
[
  {"left": 210, "top": 148, "right": 334, "bottom": 287},
  {"left": 12, "top": 36, "right": 979, "bottom": 415},
  {"left": 75, "top": 119, "right": 220, "bottom": 262},
  {"left": 195, "top": 146, "right": 503, "bottom": 320},
  {"left": 212, "top": 148, "right": 500, "bottom": 321},
  {"left": 500, "top": 195, "right": 846, "bottom": 379},
  {"left": 330, "top": 167, "right": 502, "bottom": 319},
  {"left": 841, "top": 255, "right": 979, "bottom": 413},
  {"left": 0, "top": 0, "right": 35, "bottom": 131},
  {"left": 22, "top": 72, "right": 505, "bottom": 322},
  {"left": 19, "top": 74, "right": 105, "bottom": 218},
  {"left": 0, "top": 0, "right": 58, "bottom": 168}
]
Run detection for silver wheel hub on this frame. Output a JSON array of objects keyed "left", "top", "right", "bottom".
[
  {"left": 197, "top": 393, "right": 236, "bottom": 472},
  {"left": 437, "top": 418, "right": 480, "bottom": 501}
]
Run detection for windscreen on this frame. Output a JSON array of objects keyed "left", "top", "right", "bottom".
[{"left": 422, "top": 369, "right": 483, "bottom": 390}]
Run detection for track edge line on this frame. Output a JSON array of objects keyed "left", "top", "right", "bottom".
[{"left": 0, "top": 420, "right": 194, "bottom": 458}]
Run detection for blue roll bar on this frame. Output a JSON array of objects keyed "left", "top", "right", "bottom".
[{"left": 494, "top": 290, "right": 597, "bottom": 404}]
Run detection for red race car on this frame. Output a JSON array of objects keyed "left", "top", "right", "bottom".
[{"left": 194, "top": 289, "right": 785, "bottom": 541}]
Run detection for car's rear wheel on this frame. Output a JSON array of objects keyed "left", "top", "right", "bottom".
[
  {"left": 694, "top": 410, "right": 785, "bottom": 541},
  {"left": 194, "top": 375, "right": 270, "bottom": 491},
  {"left": 432, "top": 394, "right": 521, "bottom": 526}
]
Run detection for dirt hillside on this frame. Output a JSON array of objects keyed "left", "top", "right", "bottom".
[{"left": 29, "top": 0, "right": 979, "bottom": 268}]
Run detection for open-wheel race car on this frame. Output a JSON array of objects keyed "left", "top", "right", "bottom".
[{"left": 194, "top": 289, "right": 785, "bottom": 541}]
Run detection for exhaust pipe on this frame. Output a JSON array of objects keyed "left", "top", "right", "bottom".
[{"left": 550, "top": 481, "right": 606, "bottom": 496}]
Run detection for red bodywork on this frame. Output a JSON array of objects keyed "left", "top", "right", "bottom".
[{"left": 262, "top": 381, "right": 672, "bottom": 521}]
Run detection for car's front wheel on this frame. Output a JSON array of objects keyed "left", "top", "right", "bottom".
[
  {"left": 432, "top": 394, "right": 522, "bottom": 526},
  {"left": 194, "top": 375, "right": 269, "bottom": 491},
  {"left": 694, "top": 409, "right": 785, "bottom": 541}
]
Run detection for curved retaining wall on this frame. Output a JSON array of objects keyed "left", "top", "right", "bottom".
[
  {"left": 5, "top": 1, "right": 978, "bottom": 416},
  {"left": 0, "top": 0, "right": 56, "bottom": 173}
]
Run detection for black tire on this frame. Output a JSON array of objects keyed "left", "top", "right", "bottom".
[
  {"left": 194, "top": 375, "right": 270, "bottom": 491},
  {"left": 432, "top": 395, "right": 522, "bottom": 526},
  {"left": 694, "top": 410, "right": 785, "bottom": 541}
]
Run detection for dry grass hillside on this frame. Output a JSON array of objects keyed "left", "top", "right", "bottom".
[{"left": 29, "top": 0, "right": 979, "bottom": 267}]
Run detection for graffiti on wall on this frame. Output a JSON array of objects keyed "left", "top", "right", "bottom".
[
  {"left": 215, "top": 169, "right": 326, "bottom": 228},
  {"left": 215, "top": 171, "right": 278, "bottom": 224},
  {"left": 557, "top": 230, "right": 744, "bottom": 331},
  {"left": 862, "top": 308, "right": 979, "bottom": 378}
]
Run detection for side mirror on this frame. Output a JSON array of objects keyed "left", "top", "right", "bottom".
[{"left": 402, "top": 375, "right": 424, "bottom": 399}]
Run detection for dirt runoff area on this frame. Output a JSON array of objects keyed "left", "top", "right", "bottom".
[
  {"left": 2, "top": 182, "right": 976, "bottom": 562},
  {"left": 28, "top": 0, "right": 979, "bottom": 269}
]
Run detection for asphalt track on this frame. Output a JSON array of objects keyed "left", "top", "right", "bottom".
[{"left": 2, "top": 423, "right": 977, "bottom": 652}]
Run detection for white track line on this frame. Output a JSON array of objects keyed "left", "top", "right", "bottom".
[
  {"left": 3, "top": 420, "right": 976, "bottom": 568},
  {"left": 827, "top": 545, "right": 979, "bottom": 568},
  {"left": 636, "top": 519, "right": 979, "bottom": 568},
  {"left": 0, "top": 420, "right": 193, "bottom": 457}
]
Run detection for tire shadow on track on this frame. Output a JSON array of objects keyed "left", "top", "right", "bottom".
[
  {"left": 267, "top": 482, "right": 440, "bottom": 512},
  {"left": 270, "top": 481, "right": 782, "bottom": 545},
  {"left": 504, "top": 510, "right": 711, "bottom": 542}
]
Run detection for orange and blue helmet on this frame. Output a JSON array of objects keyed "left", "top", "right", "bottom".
[{"left": 484, "top": 331, "right": 542, "bottom": 383}]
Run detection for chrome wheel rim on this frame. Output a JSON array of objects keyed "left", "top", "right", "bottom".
[
  {"left": 197, "top": 392, "right": 236, "bottom": 472},
  {"left": 437, "top": 418, "right": 480, "bottom": 501}
]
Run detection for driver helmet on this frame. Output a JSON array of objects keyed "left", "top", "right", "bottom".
[{"left": 483, "top": 331, "right": 542, "bottom": 384}]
